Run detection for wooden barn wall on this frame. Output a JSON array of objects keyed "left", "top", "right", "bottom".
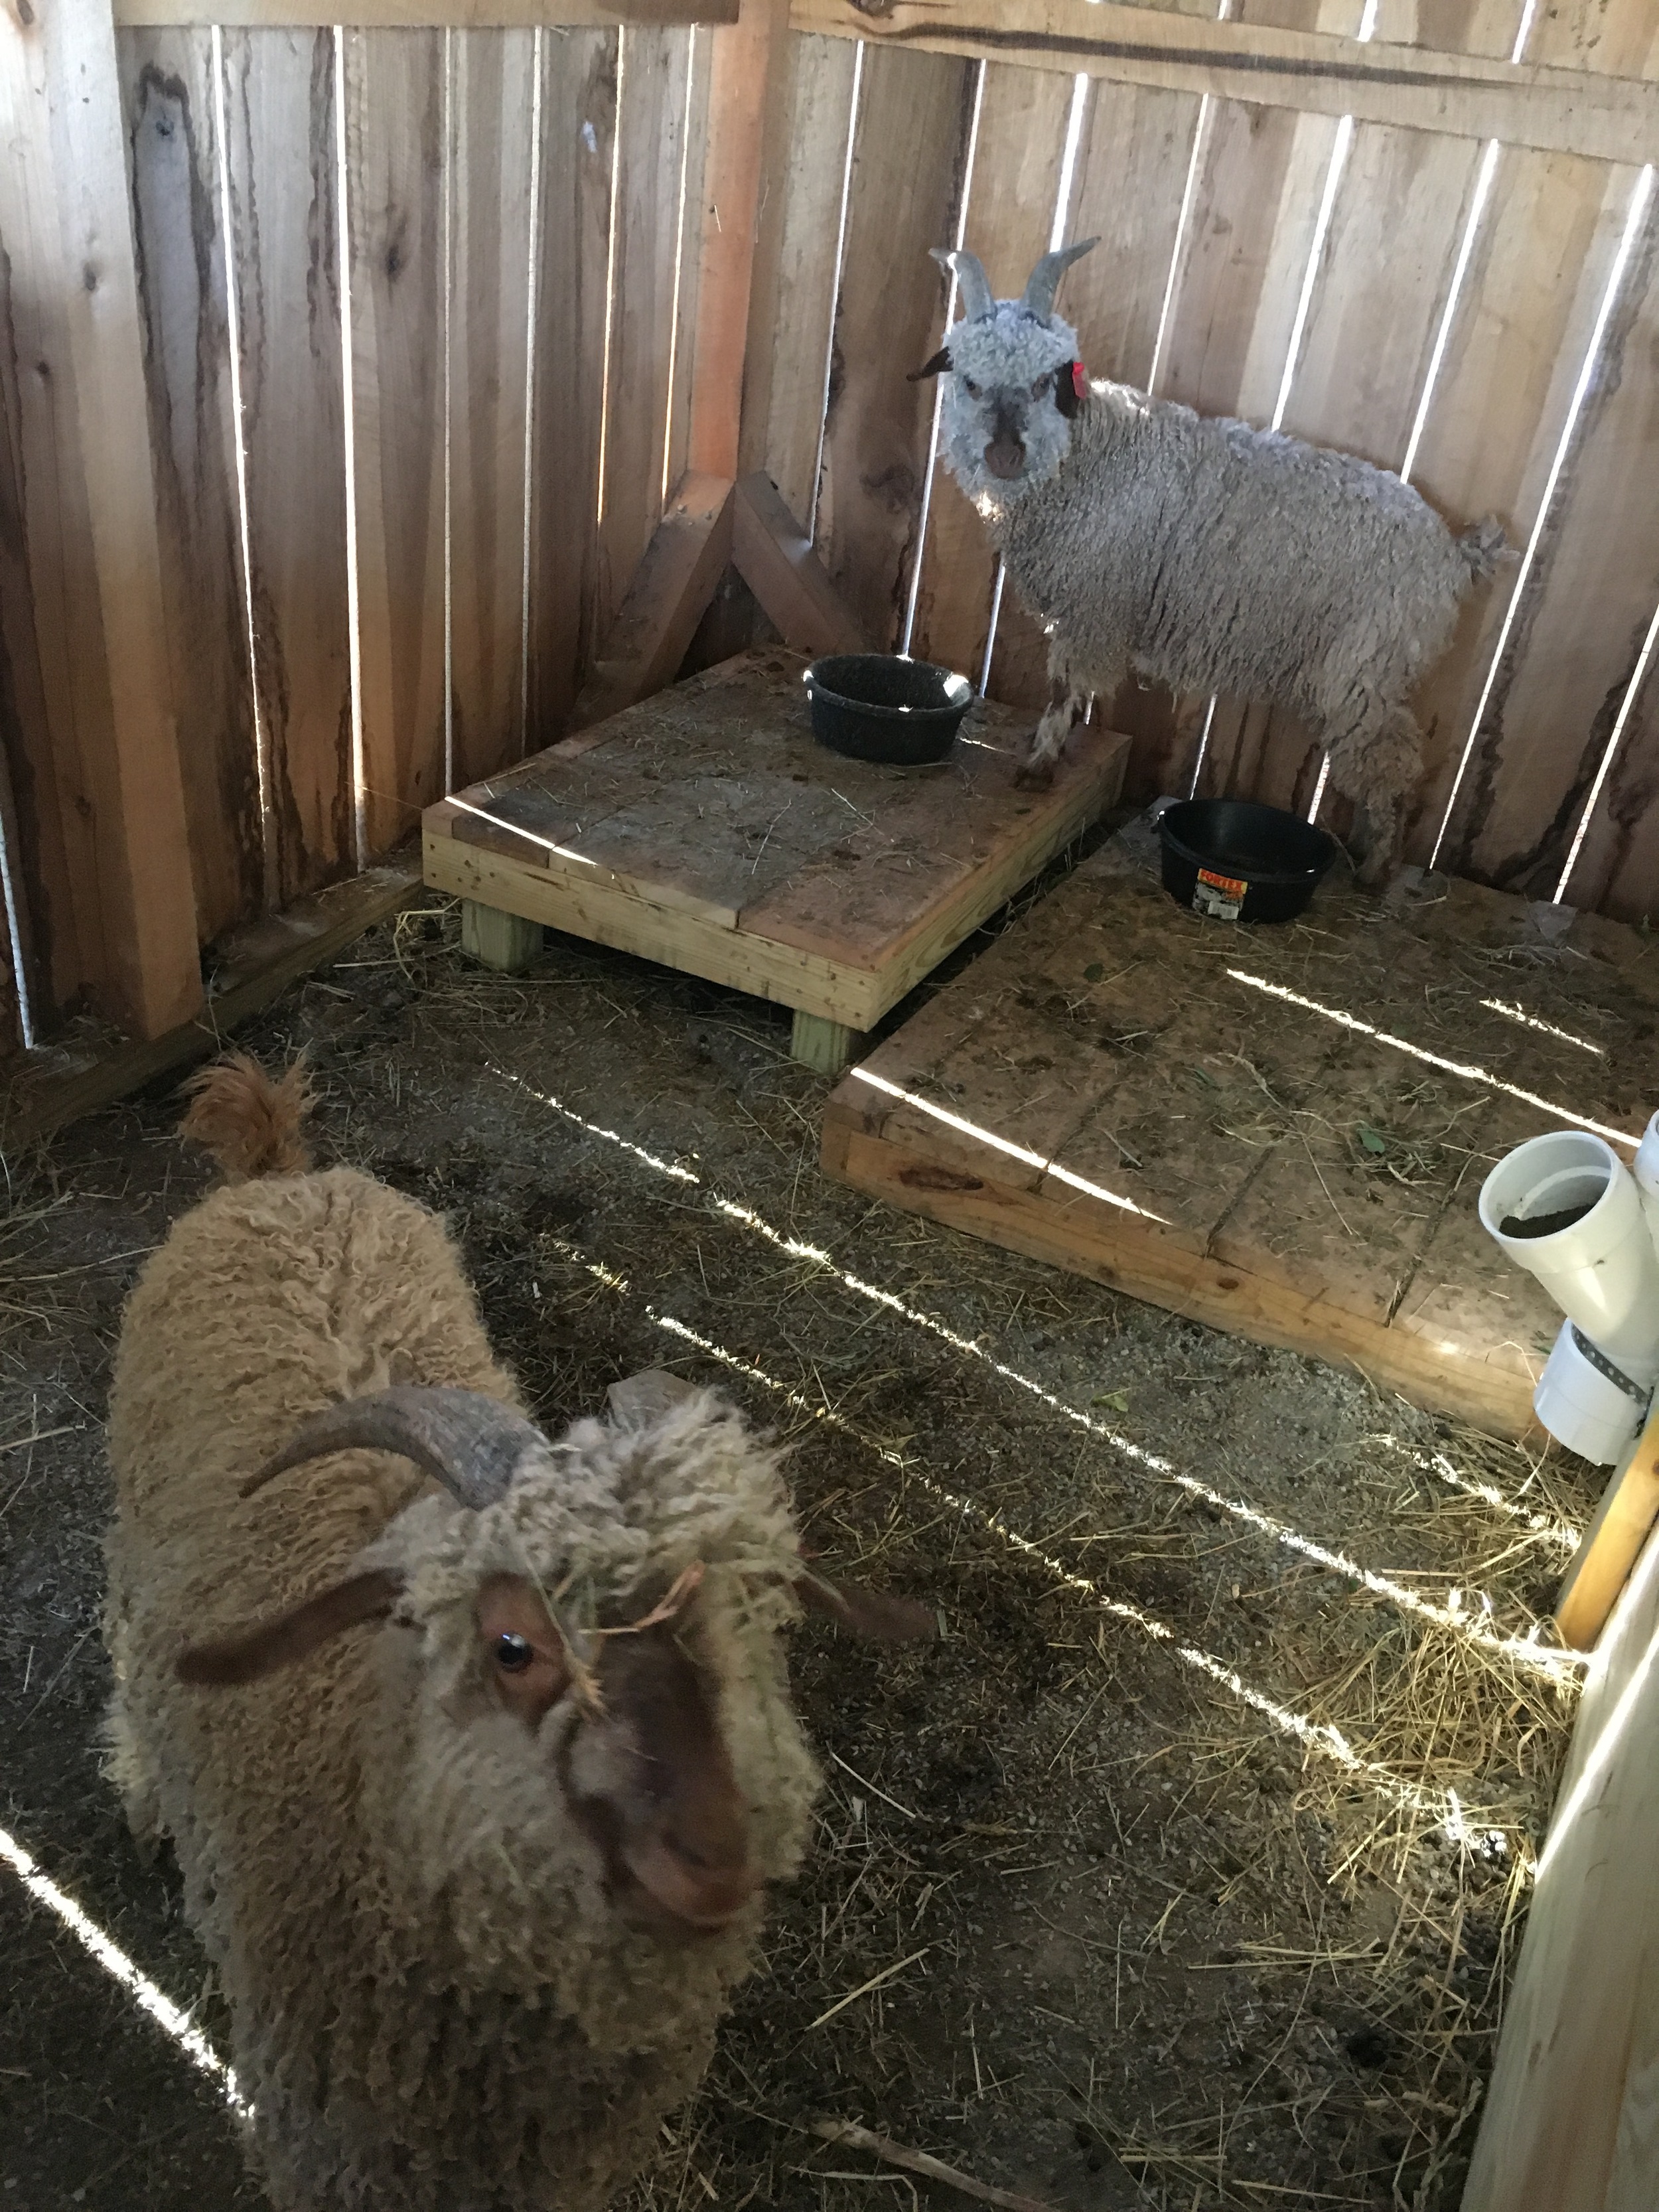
[
  {"left": 753, "top": 3, "right": 1659, "bottom": 926},
  {"left": 0, "top": 3, "right": 1658, "bottom": 1055},
  {"left": 0, "top": 19, "right": 712, "bottom": 1048}
]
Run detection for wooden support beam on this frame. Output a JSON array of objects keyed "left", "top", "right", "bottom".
[
  {"left": 116, "top": 1, "right": 735, "bottom": 25},
  {"left": 1555, "top": 1402, "right": 1659, "bottom": 1654},
  {"left": 733, "top": 474, "right": 867, "bottom": 657},
  {"left": 790, "top": 0, "right": 1659, "bottom": 167},
  {"left": 567, "top": 473, "right": 735, "bottom": 733},
  {"left": 0, "top": 0, "right": 203, "bottom": 1041},
  {"left": 686, "top": 0, "right": 794, "bottom": 484}
]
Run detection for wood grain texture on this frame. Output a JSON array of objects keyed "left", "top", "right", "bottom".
[
  {"left": 222, "top": 26, "right": 356, "bottom": 903},
  {"left": 448, "top": 24, "right": 536, "bottom": 789},
  {"left": 0, "top": 137, "right": 84, "bottom": 1020},
  {"left": 731, "top": 470, "right": 865, "bottom": 652},
  {"left": 662, "top": 25, "right": 713, "bottom": 499},
  {"left": 526, "top": 25, "right": 616, "bottom": 745},
  {"left": 121, "top": 25, "right": 264, "bottom": 941},
  {"left": 1554, "top": 1404, "right": 1659, "bottom": 1651},
  {"left": 822, "top": 843, "right": 1659, "bottom": 1437},
  {"left": 594, "top": 25, "right": 695, "bottom": 644},
  {"left": 789, "top": 0, "right": 1659, "bottom": 161},
  {"left": 1404, "top": 0, "right": 1659, "bottom": 867},
  {"left": 1462, "top": 1510, "right": 1659, "bottom": 2207},
  {"left": 345, "top": 26, "right": 447, "bottom": 857},
  {"left": 0, "top": 0, "right": 201, "bottom": 1039},
  {"left": 742, "top": 30, "right": 857, "bottom": 518},
  {"left": 426, "top": 646, "right": 1124, "bottom": 1023},
  {"left": 1445, "top": 197, "right": 1659, "bottom": 901},
  {"left": 1213, "top": 0, "right": 1515, "bottom": 818},
  {"left": 816, "top": 44, "right": 975, "bottom": 651},
  {"left": 685, "top": 0, "right": 786, "bottom": 483},
  {"left": 119, "top": 0, "right": 737, "bottom": 23},
  {"left": 569, "top": 471, "right": 733, "bottom": 729}
]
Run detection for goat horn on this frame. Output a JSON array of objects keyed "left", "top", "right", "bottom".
[
  {"left": 240, "top": 1387, "right": 549, "bottom": 1510},
  {"left": 930, "top": 245, "right": 995, "bottom": 321},
  {"left": 1020, "top": 237, "right": 1098, "bottom": 322}
]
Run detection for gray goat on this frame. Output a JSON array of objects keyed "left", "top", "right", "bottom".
[{"left": 912, "top": 240, "right": 1502, "bottom": 878}]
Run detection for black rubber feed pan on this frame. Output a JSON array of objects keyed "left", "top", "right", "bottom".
[
  {"left": 805, "top": 654, "right": 974, "bottom": 765},
  {"left": 1159, "top": 798, "right": 1336, "bottom": 923}
]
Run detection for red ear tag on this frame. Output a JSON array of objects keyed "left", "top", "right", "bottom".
[{"left": 1071, "top": 361, "right": 1089, "bottom": 400}]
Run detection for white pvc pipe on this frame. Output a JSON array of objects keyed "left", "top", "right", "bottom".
[{"left": 1480, "top": 1131, "right": 1659, "bottom": 1386}]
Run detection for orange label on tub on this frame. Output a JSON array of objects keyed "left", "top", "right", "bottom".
[{"left": 1197, "top": 868, "right": 1248, "bottom": 898}]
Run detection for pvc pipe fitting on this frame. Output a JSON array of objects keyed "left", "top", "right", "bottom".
[
  {"left": 1532, "top": 1317, "right": 1648, "bottom": 1465},
  {"left": 1479, "top": 1129, "right": 1659, "bottom": 1388}
]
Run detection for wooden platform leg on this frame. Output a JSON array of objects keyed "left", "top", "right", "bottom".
[
  {"left": 792, "top": 1011, "right": 861, "bottom": 1075},
  {"left": 461, "top": 900, "right": 541, "bottom": 974}
]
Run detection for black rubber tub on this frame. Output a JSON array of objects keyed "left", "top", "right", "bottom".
[
  {"left": 804, "top": 654, "right": 974, "bottom": 765},
  {"left": 1158, "top": 798, "right": 1336, "bottom": 923}
]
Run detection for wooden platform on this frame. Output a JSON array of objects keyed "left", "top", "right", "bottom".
[
  {"left": 422, "top": 648, "right": 1129, "bottom": 1069},
  {"left": 822, "top": 826, "right": 1659, "bottom": 1436}
]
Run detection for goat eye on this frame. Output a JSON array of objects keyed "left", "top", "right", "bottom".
[
  {"left": 1032, "top": 374, "right": 1051, "bottom": 398},
  {"left": 494, "top": 1632, "right": 534, "bottom": 1673}
]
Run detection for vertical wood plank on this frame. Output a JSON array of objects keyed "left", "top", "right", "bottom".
[
  {"left": 1563, "top": 663, "right": 1659, "bottom": 924},
  {"left": 594, "top": 26, "right": 693, "bottom": 644},
  {"left": 448, "top": 25, "right": 534, "bottom": 790},
  {"left": 662, "top": 25, "right": 713, "bottom": 501},
  {"left": 816, "top": 42, "right": 974, "bottom": 652},
  {"left": 345, "top": 26, "right": 446, "bottom": 858},
  {"left": 1208, "top": 1, "right": 1522, "bottom": 819},
  {"left": 121, "top": 25, "right": 263, "bottom": 941},
  {"left": 1402, "top": 0, "right": 1659, "bottom": 865},
  {"left": 1094, "top": 0, "right": 1356, "bottom": 802},
  {"left": 0, "top": 152, "right": 84, "bottom": 1019},
  {"left": 1444, "top": 201, "right": 1659, "bottom": 899},
  {"left": 743, "top": 29, "right": 856, "bottom": 525},
  {"left": 0, "top": 0, "right": 201, "bottom": 1039},
  {"left": 526, "top": 24, "right": 616, "bottom": 744},
  {"left": 222, "top": 25, "right": 354, "bottom": 904}
]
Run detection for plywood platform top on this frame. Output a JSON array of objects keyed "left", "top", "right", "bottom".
[
  {"left": 423, "top": 648, "right": 1128, "bottom": 1031},
  {"left": 824, "top": 821, "right": 1659, "bottom": 1436}
]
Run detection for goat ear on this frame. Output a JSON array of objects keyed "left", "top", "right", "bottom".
[
  {"left": 797, "top": 1572, "right": 937, "bottom": 1643},
  {"left": 1054, "top": 362, "right": 1085, "bottom": 419},
  {"left": 906, "top": 347, "right": 952, "bottom": 384},
  {"left": 177, "top": 1568, "right": 405, "bottom": 1687}
]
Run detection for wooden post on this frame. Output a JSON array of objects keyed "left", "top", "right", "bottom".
[
  {"left": 461, "top": 899, "right": 543, "bottom": 974},
  {"left": 0, "top": 0, "right": 202, "bottom": 1041},
  {"left": 687, "top": 0, "right": 794, "bottom": 484},
  {"left": 1555, "top": 1400, "right": 1659, "bottom": 1653}
]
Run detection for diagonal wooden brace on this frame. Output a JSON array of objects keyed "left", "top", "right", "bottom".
[
  {"left": 567, "top": 474, "right": 736, "bottom": 735},
  {"left": 1555, "top": 1396, "right": 1659, "bottom": 1652}
]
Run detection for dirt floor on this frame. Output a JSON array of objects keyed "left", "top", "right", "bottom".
[{"left": 0, "top": 844, "right": 1604, "bottom": 2211}]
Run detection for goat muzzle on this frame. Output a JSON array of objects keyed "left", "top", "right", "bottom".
[
  {"left": 984, "top": 437, "right": 1027, "bottom": 482},
  {"left": 624, "top": 1834, "right": 758, "bottom": 1931}
]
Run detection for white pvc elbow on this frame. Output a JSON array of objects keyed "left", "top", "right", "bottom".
[{"left": 1479, "top": 1122, "right": 1659, "bottom": 1464}]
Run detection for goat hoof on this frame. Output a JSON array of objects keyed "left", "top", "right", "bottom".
[{"left": 1015, "top": 759, "right": 1056, "bottom": 792}]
